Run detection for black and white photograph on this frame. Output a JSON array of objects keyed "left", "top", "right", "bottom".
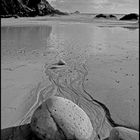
[{"left": 1, "top": 0, "right": 139, "bottom": 139}]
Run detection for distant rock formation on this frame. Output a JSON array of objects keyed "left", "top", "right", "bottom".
[
  {"left": 108, "top": 14, "right": 117, "bottom": 19},
  {"left": 120, "top": 13, "right": 139, "bottom": 20},
  {"left": 1, "top": 0, "right": 67, "bottom": 18},
  {"left": 95, "top": 14, "right": 106, "bottom": 18},
  {"left": 109, "top": 127, "right": 139, "bottom": 140},
  {"left": 94, "top": 14, "right": 117, "bottom": 20},
  {"left": 73, "top": 10, "right": 80, "bottom": 14}
]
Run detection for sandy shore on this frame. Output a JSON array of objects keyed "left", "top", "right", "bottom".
[
  {"left": 1, "top": 15, "right": 139, "bottom": 27},
  {"left": 1, "top": 16, "right": 139, "bottom": 131}
]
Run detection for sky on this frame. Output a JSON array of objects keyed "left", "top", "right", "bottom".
[{"left": 48, "top": 0, "right": 139, "bottom": 14}]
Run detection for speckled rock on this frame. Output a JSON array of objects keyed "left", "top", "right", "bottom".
[
  {"left": 30, "top": 96, "right": 95, "bottom": 140},
  {"left": 109, "top": 127, "right": 139, "bottom": 140}
]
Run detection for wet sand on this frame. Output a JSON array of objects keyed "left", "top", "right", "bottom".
[{"left": 1, "top": 15, "right": 139, "bottom": 135}]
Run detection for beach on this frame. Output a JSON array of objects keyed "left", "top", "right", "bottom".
[{"left": 1, "top": 15, "right": 139, "bottom": 133}]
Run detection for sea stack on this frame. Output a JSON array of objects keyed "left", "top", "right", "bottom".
[{"left": 30, "top": 96, "right": 95, "bottom": 140}]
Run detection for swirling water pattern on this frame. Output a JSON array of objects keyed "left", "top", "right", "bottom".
[{"left": 19, "top": 60, "right": 115, "bottom": 139}]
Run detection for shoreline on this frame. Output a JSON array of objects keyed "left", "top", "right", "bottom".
[{"left": 1, "top": 15, "right": 139, "bottom": 28}]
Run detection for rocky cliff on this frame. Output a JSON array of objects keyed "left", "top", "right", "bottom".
[{"left": 1, "top": 0, "right": 67, "bottom": 18}]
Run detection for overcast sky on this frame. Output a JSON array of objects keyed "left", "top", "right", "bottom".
[{"left": 48, "top": 0, "right": 139, "bottom": 14}]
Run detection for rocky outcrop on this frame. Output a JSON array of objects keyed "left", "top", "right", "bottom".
[
  {"left": 95, "top": 14, "right": 107, "bottom": 18},
  {"left": 94, "top": 14, "right": 117, "bottom": 20},
  {"left": 120, "top": 13, "right": 139, "bottom": 20},
  {"left": 1, "top": 0, "right": 67, "bottom": 18},
  {"left": 109, "top": 127, "right": 139, "bottom": 140},
  {"left": 108, "top": 14, "right": 117, "bottom": 19},
  {"left": 1, "top": 0, "right": 35, "bottom": 17},
  {"left": 1, "top": 124, "right": 34, "bottom": 140},
  {"left": 2, "top": 124, "right": 139, "bottom": 140},
  {"left": 26, "top": 0, "right": 66, "bottom": 16},
  {"left": 73, "top": 10, "right": 80, "bottom": 14}
]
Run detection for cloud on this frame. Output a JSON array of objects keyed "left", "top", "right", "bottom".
[{"left": 48, "top": 0, "right": 139, "bottom": 13}]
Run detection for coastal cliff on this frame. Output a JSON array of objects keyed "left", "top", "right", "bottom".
[{"left": 1, "top": 0, "right": 67, "bottom": 18}]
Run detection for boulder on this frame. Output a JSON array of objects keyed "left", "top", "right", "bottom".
[
  {"left": 94, "top": 14, "right": 107, "bottom": 19},
  {"left": 108, "top": 14, "right": 117, "bottom": 19},
  {"left": 109, "top": 127, "right": 139, "bottom": 140},
  {"left": 1, "top": 124, "right": 38, "bottom": 140},
  {"left": 30, "top": 96, "right": 95, "bottom": 140},
  {"left": 120, "top": 13, "right": 139, "bottom": 20}
]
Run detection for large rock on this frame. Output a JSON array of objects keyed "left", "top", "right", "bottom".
[
  {"left": 1, "top": 124, "right": 37, "bottom": 140},
  {"left": 102, "top": 127, "right": 139, "bottom": 140},
  {"left": 109, "top": 127, "right": 139, "bottom": 140},
  {"left": 94, "top": 14, "right": 107, "bottom": 19},
  {"left": 120, "top": 13, "right": 139, "bottom": 21},
  {"left": 30, "top": 96, "right": 95, "bottom": 140}
]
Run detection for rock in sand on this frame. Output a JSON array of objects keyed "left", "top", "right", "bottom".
[{"left": 30, "top": 96, "right": 95, "bottom": 140}]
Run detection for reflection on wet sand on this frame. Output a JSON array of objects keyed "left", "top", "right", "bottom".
[{"left": 1, "top": 25, "right": 52, "bottom": 61}]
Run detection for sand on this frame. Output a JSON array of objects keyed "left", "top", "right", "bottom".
[{"left": 1, "top": 15, "right": 139, "bottom": 133}]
